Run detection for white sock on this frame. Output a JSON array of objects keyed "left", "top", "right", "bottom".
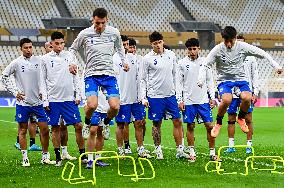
[
  {"left": 41, "top": 152, "right": 49, "bottom": 159},
  {"left": 247, "top": 140, "right": 252, "bottom": 147},
  {"left": 189, "top": 146, "right": 196, "bottom": 156},
  {"left": 21, "top": 150, "right": 28, "bottom": 160},
  {"left": 61, "top": 146, "right": 68, "bottom": 155},
  {"left": 95, "top": 153, "right": 101, "bottom": 159},
  {"left": 229, "top": 138, "right": 234, "bottom": 147},
  {"left": 88, "top": 154, "right": 93, "bottom": 161},
  {"left": 155, "top": 145, "right": 161, "bottom": 151},
  {"left": 210, "top": 148, "right": 215, "bottom": 156}
]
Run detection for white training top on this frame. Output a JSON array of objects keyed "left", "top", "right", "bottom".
[
  {"left": 69, "top": 25, "right": 126, "bottom": 78},
  {"left": 198, "top": 41, "right": 281, "bottom": 85},
  {"left": 1, "top": 55, "right": 42, "bottom": 106},
  {"left": 113, "top": 52, "right": 141, "bottom": 105},
  {"left": 176, "top": 56, "right": 215, "bottom": 105},
  {"left": 140, "top": 49, "right": 177, "bottom": 100},
  {"left": 41, "top": 50, "right": 81, "bottom": 106}
]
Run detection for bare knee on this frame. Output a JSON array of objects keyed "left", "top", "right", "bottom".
[
  {"left": 222, "top": 94, "right": 233, "bottom": 105},
  {"left": 241, "top": 92, "right": 252, "bottom": 102},
  {"left": 187, "top": 123, "right": 195, "bottom": 131}
]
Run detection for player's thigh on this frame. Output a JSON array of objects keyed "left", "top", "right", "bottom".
[
  {"left": 31, "top": 105, "right": 47, "bottom": 123},
  {"left": 131, "top": 103, "right": 144, "bottom": 121},
  {"left": 164, "top": 95, "right": 181, "bottom": 120},
  {"left": 15, "top": 105, "right": 31, "bottom": 123},
  {"left": 197, "top": 103, "right": 213, "bottom": 123},
  {"left": 148, "top": 97, "right": 166, "bottom": 121},
  {"left": 61, "top": 101, "right": 82, "bottom": 125},
  {"left": 227, "top": 98, "right": 240, "bottom": 115},
  {"left": 46, "top": 102, "right": 62, "bottom": 126},
  {"left": 115, "top": 104, "right": 131, "bottom": 123}
]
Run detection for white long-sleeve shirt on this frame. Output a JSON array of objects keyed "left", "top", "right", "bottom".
[
  {"left": 140, "top": 49, "right": 177, "bottom": 100},
  {"left": 198, "top": 41, "right": 281, "bottom": 85},
  {"left": 244, "top": 56, "right": 259, "bottom": 95},
  {"left": 41, "top": 50, "right": 81, "bottom": 106},
  {"left": 69, "top": 25, "right": 126, "bottom": 78},
  {"left": 1, "top": 55, "right": 42, "bottom": 106},
  {"left": 113, "top": 52, "right": 141, "bottom": 105},
  {"left": 176, "top": 56, "right": 215, "bottom": 105}
]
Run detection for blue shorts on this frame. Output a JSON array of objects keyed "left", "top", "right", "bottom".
[
  {"left": 183, "top": 103, "right": 213, "bottom": 123},
  {"left": 15, "top": 105, "right": 47, "bottom": 123},
  {"left": 46, "top": 101, "right": 81, "bottom": 126},
  {"left": 218, "top": 81, "right": 251, "bottom": 96},
  {"left": 85, "top": 75, "right": 119, "bottom": 98},
  {"left": 148, "top": 95, "right": 181, "bottom": 121},
  {"left": 91, "top": 112, "right": 107, "bottom": 126},
  {"left": 115, "top": 103, "right": 144, "bottom": 123},
  {"left": 227, "top": 98, "right": 253, "bottom": 114}
]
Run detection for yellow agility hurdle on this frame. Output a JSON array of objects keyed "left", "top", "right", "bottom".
[
  {"left": 271, "top": 159, "right": 284, "bottom": 175},
  {"left": 61, "top": 151, "right": 155, "bottom": 185},
  {"left": 241, "top": 156, "right": 284, "bottom": 176},
  {"left": 205, "top": 145, "right": 254, "bottom": 175}
]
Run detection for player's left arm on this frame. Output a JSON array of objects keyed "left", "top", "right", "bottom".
[
  {"left": 114, "top": 31, "right": 128, "bottom": 72},
  {"left": 250, "top": 57, "right": 259, "bottom": 103},
  {"left": 206, "top": 67, "right": 216, "bottom": 108},
  {"left": 244, "top": 43, "right": 283, "bottom": 74}
]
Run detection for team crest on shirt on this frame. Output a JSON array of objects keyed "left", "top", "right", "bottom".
[
  {"left": 131, "top": 60, "right": 134, "bottom": 65},
  {"left": 35, "top": 64, "right": 38, "bottom": 68},
  {"left": 154, "top": 59, "right": 158, "bottom": 65}
]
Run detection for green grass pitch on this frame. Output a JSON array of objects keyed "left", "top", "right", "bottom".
[{"left": 1, "top": 107, "right": 284, "bottom": 188}]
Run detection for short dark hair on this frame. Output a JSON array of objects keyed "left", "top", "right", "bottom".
[
  {"left": 163, "top": 44, "right": 171, "bottom": 50},
  {"left": 149, "top": 31, "right": 163, "bottom": 43},
  {"left": 51, "top": 31, "right": 64, "bottom": 41},
  {"left": 120, "top": 35, "right": 129, "bottom": 42},
  {"left": 20, "top": 38, "right": 32, "bottom": 48},
  {"left": 185, "top": 38, "right": 199, "bottom": 48},
  {"left": 221, "top": 26, "right": 237, "bottom": 40},
  {"left": 93, "top": 8, "right": 108, "bottom": 18},
  {"left": 237, "top": 34, "right": 245, "bottom": 41},
  {"left": 129, "top": 38, "right": 136, "bottom": 46}
]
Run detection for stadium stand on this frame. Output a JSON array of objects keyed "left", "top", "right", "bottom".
[
  {"left": 64, "top": 0, "right": 185, "bottom": 32},
  {"left": 180, "top": 0, "right": 284, "bottom": 34},
  {"left": 0, "top": 0, "right": 60, "bottom": 29}
]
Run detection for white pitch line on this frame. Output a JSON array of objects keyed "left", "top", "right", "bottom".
[{"left": 1, "top": 119, "right": 284, "bottom": 169}]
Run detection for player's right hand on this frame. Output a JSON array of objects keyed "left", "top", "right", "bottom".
[
  {"left": 16, "top": 92, "right": 25, "bottom": 101},
  {"left": 178, "top": 102, "right": 185, "bottom": 111},
  {"left": 69, "top": 64, "right": 78, "bottom": 75},
  {"left": 276, "top": 68, "right": 283, "bottom": 75},
  {"left": 123, "top": 64, "right": 130, "bottom": 72},
  {"left": 44, "top": 106, "right": 50, "bottom": 111}
]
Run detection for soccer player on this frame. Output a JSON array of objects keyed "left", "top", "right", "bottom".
[
  {"left": 140, "top": 31, "right": 188, "bottom": 159},
  {"left": 225, "top": 35, "right": 259, "bottom": 154},
  {"left": 41, "top": 32, "right": 86, "bottom": 166},
  {"left": 176, "top": 38, "right": 217, "bottom": 162},
  {"left": 1, "top": 38, "right": 54, "bottom": 166},
  {"left": 86, "top": 88, "right": 111, "bottom": 168},
  {"left": 113, "top": 35, "right": 150, "bottom": 157},
  {"left": 13, "top": 42, "right": 53, "bottom": 151},
  {"left": 69, "top": 8, "right": 129, "bottom": 139},
  {"left": 128, "top": 38, "right": 148, "bottom": 142},
  {"left": 198, "top": 26, "right": 283, "bottom": 138}
]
